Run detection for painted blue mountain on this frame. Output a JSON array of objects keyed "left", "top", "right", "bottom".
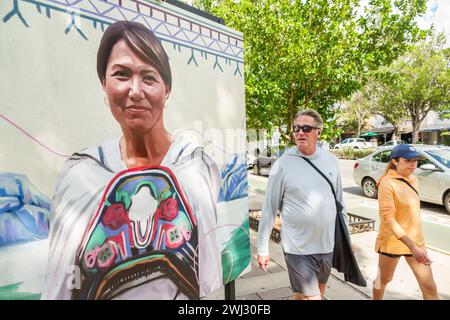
[
  {"left": 0, "top": 173, "right": 50, "bottom": 246},
  {"left": 218, "top": 154, "right": 248, "bottom": 202}
]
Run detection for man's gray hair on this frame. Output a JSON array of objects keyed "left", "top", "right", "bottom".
[{"left": 294, "top": 109, "right": 323, "bottom": 129}]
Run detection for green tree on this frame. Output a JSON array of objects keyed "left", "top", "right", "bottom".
[
  {"left": 398, "top": 33, "right": 450, "bottom": 142},
  {"left": 364, "top": 75, "right": 408, "bottom": 139},
  {"left": 368, "top": 33, "right": 450, "bottom": 143},
  {"left": 192, "top": 0, "right": 427, "bottom": 144},
  {"left": 339, "top": 90, "right": 372, "bottom": 137}
]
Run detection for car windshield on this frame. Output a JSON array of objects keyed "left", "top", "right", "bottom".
[{"left": 425, "top": 149, "right": 450, "bottom": 169}]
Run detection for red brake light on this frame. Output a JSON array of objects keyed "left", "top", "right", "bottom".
[{"left": 354, "top": 162, "right": 359, "bottom": 169}]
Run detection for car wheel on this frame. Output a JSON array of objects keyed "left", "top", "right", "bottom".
[
  {"left": 253, "top": 162, "right": 261, "bottom": 175},
  {"left": 444, "top": 192, "right": 450, "bottom": 214},
  {"left": 362, "top": 177, "right": 378, "bottom": 199},
  {"left": 354, "top": 146, "right": 359, "bottom": 149}
]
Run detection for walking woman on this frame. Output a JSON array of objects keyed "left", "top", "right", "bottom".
[{"left": 373, "top": 144, "right": 439, "bottom": 300}]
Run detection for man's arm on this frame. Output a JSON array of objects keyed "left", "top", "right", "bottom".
[{"left": 256, "top": 161, "right": 284, "bottom": 269}]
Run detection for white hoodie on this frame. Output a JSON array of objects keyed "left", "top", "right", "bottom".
[{"left": 257, "top": 146, "right": 348, "bottom": 257}]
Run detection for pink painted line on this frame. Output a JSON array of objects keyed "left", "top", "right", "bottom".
[{"left": 0, "top": 112, "right": 70, "bottom": 158}]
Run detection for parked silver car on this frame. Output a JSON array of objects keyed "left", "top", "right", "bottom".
[{"left": 353, "top": 145, "right": 450, "bottom": 213}]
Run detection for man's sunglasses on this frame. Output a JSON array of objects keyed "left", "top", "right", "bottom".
[{"left": 293, "top": 124, "right": 319, "bottom": 133}]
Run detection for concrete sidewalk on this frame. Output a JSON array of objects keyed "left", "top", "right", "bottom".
[
  {"left": 205, "top": 188, "right": 450, "bottom": 300},
  {"left": 206, "top": 228, "right": 371, "bottom": 300}
]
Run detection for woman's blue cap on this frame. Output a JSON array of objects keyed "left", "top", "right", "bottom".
[{"left": 390, "top": 144, "right": 419, "bottom": 159}]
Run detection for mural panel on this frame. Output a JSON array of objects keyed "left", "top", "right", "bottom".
[{"left": 0, "top": 0, "right": 249, "bottom": 299}]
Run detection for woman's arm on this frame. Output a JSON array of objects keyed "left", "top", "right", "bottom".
[
  {"left": 399, "top": 234, "right": 432, "bottom": 265},
  {"left": 378, "top": 180, "right": 407, "bottom": 239}
]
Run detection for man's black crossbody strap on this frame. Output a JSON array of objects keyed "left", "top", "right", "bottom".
[
  {"left": 299, "top": 157, "right": 344, "bottom": 213},
  {"left": 300, "top": 156, "right": 367, "bottom": 288},
  {"left": 396, "top": 178, "right": 419, "bottom": 196},
  {"left": 300, "top": 157, "right": 335, "bottom": 193}
]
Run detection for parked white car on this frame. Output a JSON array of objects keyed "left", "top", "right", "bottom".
[
  {"left": 353, "top": 145, "right": 450, "bottom": 213},
  {"left": 246, "top": 150, "right": 257, "bottom": 169},
  {"left": 335, "top": 138, "right": 371, "bottom": 150},
  {"left": 378, "top": 140, "right": 407, "bottom": 148}
]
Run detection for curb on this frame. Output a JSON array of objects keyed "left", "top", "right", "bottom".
[{"left": 425, "top": 244, "right": 450, "bottom": 256}]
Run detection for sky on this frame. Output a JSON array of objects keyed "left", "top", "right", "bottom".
[{"left": 417, "top": 0, "right": 450, "bottom": 45}]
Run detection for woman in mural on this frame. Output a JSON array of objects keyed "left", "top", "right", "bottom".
[{"left": 43, "top": 21, "right": 222, "bottom": 300}]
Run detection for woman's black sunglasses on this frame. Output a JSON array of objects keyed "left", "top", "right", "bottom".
[{"left": 293, "top": 124, "right": 319, "bottom": 133}]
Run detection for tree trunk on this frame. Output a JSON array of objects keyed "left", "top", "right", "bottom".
[
  {"left": 356, "top": 94, "right": 364, "bottom": 137},
  {"left": 410, "top": 101, "right": 433, "bottom": 144},
  {"left": 357, "top": 115, "right": 362, "bottom": 137},
  {"left": 411, "top": 119, "right": 421, "bottom": 144},
  {"left": 393, "top": 127, "right": 400, "bottom": 141},
  {"left": 287, "top": 85, "right": 296, "bottom": 145}
]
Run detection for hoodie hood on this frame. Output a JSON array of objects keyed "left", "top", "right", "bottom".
[
  {"left": 285, "top": 145, "right": 322, "bottom": 160},
  {"left": 163, "top": 130, "right": 201, "bottom": 165},
  {"left": 377, "top": 169, "right": 415, "bottom": 186},
  {"left": 86, "top": 131, "right": 204, "bottom": 172}
]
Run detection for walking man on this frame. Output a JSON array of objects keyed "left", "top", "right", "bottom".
[{"left": 257, "top": 109, "right": 349, "bottom": 300}]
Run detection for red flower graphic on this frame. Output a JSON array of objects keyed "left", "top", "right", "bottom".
[
  {"left": 102, "top": 203, "right": 128, "bottom": 230},
  {"left": 160, "top": 198, "right": 178, "bottom": 221}
]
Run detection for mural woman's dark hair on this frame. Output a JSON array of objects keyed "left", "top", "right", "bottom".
[{"left": 97, "top": 20, "right": 172, "bottom": 89}]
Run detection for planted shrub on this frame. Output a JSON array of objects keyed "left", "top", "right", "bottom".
[{"left": 330, "top": 148, "right": 374, "bottom": 160}]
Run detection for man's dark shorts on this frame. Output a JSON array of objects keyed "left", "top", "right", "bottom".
[{"left": 284, "top": 252, "right": 333, "bottom": 297}]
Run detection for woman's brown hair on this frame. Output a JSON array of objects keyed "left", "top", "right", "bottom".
[{"left": 377, "top": 157, "right": 399, "bottom": 186}]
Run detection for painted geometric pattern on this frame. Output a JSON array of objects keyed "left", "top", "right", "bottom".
[
  {"left": 1, "top": 0, "right": 244, "bottom": 76},
  {"left": 76, "top": 167, "right": 200, "bottom": 300}
]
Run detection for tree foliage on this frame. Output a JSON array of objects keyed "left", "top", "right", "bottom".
[
  {"left": 338, "top": 90, "right": 372, "bottom": 137},
  {"left": 398, "top": 33, "right": 450, "bottom": 142},
  {"left": 366, "top": 32, "right": 450, "bottom": 143},
  {"left": 192, "top": 0, "right": 427, "bottom": 144},
  {"left": 363, "top": 73, "right": 409, "bottom": 138}
]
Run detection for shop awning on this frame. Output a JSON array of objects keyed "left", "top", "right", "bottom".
[
  {"left": 420, "top": 125, "right": 450, "bottom": 132},
  {"left": 360, "top": 132, "right": 377, "bottom": 137},
  {"left": 362, "top": 127, "right": 394, "bottom": 134}
]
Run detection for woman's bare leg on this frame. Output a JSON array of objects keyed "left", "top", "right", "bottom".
[
  {"left": 405, "top": 256, "right": 439, "bottom": 300},
  {"left": 373, "top": 254, "right": 400, "bottom": 300}
]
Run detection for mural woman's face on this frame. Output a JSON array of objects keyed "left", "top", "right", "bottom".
[{"left": 102, "top": 39, "right": 170, "bottom": 134}]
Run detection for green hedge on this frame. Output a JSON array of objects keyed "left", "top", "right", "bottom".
[{"left": 330, "top": 148, "right": 375, "bottom": 160}]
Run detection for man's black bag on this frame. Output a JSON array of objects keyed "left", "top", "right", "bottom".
[
  {"left": 333, "top": 200, "right": 367, "bottom": 286},
  {"left": 300, "top": 157, "right": 367, "bottom": 287}
]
